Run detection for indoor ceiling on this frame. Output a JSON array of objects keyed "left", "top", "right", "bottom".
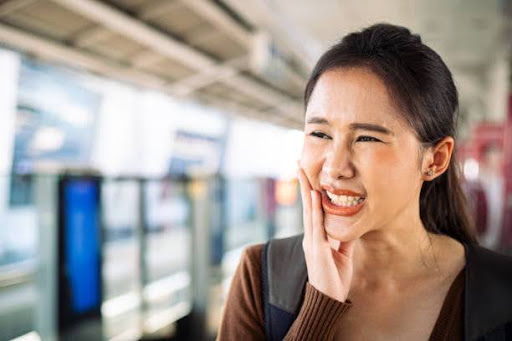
[
  {"left": 0, "top": 0, "right": 309, "bottom": 130},
  {"left": 0, "top": 0, "right": 510, "bottom": 135},
  {"left": 225, "top": 0, "right": 512, "bottom": 137}
]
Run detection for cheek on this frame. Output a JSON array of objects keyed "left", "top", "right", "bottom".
[
  {"left": 362, "top": 148, "right": 419, "bottom": 198},
  {"left": 300, "top": 140, "right": 324, "bottom": 186}
]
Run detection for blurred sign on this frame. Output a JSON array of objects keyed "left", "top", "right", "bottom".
[
  {"left": 12, "top": 59, "right": 101, "bottom": 172},
  {"left": 63, "top": 179, "right": 101, "bottom": 313},
  {"left": 144, "top": 180, "right": 189, "bottom": 231},
  {"left": 58, "top": 177, "right": 103, "bottom": 337},
  {"left": 102, "top": 180, "right": 140, "bottom": 241},
  {"left": 10, "top": 59, "right": 101, "bottom": 206},
  {"left": 168, "top": 130, "right": 224, "bottom": 176}
]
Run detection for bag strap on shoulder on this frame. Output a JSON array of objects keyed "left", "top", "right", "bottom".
[{"left": 261, "top": 234, "right": 308, "bottom": 340}]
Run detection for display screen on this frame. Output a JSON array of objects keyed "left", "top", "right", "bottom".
[{"left": 63, "top": 179, "right": 101, "bottom": 314}]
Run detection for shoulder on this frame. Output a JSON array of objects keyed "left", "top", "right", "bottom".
[
  {"left": 237, "top": 243, "right": 265, "bottom": 277},
  {"left": 466, "top": 243, "right": 512, "bottom": 281},
  {"left": 266, "top": 234, "right": 304, "bottom": 258},
  {"left": 466, "top": 243, "right": 512, "bottom": 294},
  {"left": 219, "top": 243, "right": 267, "bottom": 338},
  {"left": 465, "top": 243, "right": 512, "bottom": 339},
  {"left": 239, "top": 234, "right": 304, "bottom": 274},
  {"left": 243, "top": 243, "right": 265, "bottom": 264}
]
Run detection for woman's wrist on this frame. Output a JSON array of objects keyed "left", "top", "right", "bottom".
[{"left": 306, "top": 281, "right": 351, "bottom": 304}]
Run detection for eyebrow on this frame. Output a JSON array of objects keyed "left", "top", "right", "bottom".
[{"left": 306, "top": 117, "right": 394, "bottom": 136}]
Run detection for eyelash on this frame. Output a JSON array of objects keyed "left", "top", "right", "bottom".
[{"left": 309, "top": 131, "right": 381, "bottom": 142}]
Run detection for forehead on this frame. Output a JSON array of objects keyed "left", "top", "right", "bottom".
[{"left": 305, "top": 68, "right": 406, "bottom": 131}]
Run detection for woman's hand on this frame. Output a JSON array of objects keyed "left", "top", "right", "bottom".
[{"left": 297, "top": 165, "right": 356, "bottom": 303}]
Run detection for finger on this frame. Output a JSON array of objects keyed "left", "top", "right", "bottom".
[
  {"left": 297, "top": 166, "right": 312, "bottom": 192},
  {"left": 310, "top": 189, "right": 327, "bottom": 244},
  {"left": 297, "top": 167, "right": 313, "bottom": 240}
]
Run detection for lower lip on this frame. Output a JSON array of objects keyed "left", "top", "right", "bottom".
[{"left": 321, "top": 191, "right": 366, "bottom": 217}]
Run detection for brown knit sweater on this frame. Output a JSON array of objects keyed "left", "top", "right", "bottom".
[{"left": 217, "top": 244, "right": 465, "bottom": 340}]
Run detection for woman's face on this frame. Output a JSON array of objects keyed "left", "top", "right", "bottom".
[{"left": 301, "top": 67, "right": 426, "bottom": 242}]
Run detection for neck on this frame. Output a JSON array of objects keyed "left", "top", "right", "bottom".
[{"left": 351, "top": 211, "right": 441, "bottom": 288}]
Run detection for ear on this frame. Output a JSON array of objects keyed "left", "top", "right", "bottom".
[{"left": 421, "top": 136, "right": 454, "bottom": 180}]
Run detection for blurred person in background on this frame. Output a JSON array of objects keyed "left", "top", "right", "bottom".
[
  {"left": 477, "top": 143, "right": 505, "bottom": 250},
  {"left": 218, "top": 23, "right": 512, "bottom": 340},
  {"left": 461, "top": 173, "right": 488, "bottom": 245}
]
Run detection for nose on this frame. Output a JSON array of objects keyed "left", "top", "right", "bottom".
[{"left": 323, "top": 146, "right": 355, "bottom": 180}]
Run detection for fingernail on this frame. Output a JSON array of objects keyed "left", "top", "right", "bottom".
[{"left": 310, "top": 190, "right": 315, "bottom": 199}]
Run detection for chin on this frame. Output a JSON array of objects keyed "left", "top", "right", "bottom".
[{"left": 324, "top": 217, "right": 363, "bottom": 242}]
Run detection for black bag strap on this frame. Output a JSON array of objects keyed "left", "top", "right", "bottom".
[{"left": 261, "top": 234, "right": 308, "bottom": 340}]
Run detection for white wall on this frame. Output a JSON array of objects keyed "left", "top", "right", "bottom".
[
  {"left": 90, "top": 80, "right": 140, "bottom": 175},
  {"left": 91, "top": 83, "right": 227, "bottom": 177},
  {"left": 223, "top": 117, "right": 303, "bottom": 178}
]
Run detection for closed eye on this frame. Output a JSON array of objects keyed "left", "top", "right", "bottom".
[
  {"left": 309, "top": 132, "right": 381, "bottom": 142},
  {"left": 357, "top": 135, "right": 381, "bottom": 142},
  {"left": 309, "top": 131, "right": 331, "bottom": 139}
]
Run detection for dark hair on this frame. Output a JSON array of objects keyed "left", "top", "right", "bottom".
[{"left": 305, "top": 23, "right": 477, "bottom": 245}]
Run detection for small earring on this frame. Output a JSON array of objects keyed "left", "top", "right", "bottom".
[{"left": 427, "top": 169, "right": 434, "bottom": 176}]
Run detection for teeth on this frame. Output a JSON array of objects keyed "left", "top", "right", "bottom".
[{"left": 326, "top": 191, "right": 364, "bottom": 207}]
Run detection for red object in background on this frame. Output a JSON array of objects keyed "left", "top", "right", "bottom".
[
  {"left": 463, "top": 181, "right": 488, "bottom": 237},
  {"left": 458, "top": 123, "right": 504, "bottom": 163},
  {"left": 458, "top": 120, "right": 507, "bottom": 248},
  {"left": 501, "top": 95, "right": 512, "bottom": 248}
]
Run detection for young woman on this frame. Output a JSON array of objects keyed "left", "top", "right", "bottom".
[{"left": 218, "top": 23, "right": 512, "bottom": 340}]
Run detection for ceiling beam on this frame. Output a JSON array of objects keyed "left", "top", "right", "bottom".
[
  {"left": 178, "top": 0, "right": 252, "bottom": 48},
  {"left": 138, "top": 0, "right": 183, "bottom": 21},
  {"left": 0, "top": 22, "right": 301, "bottom": 130},
  {"left": 129, "top": 50, "right": 165, "bottom": 68},
  {"left": 68, "top": 25, "right": 113, "bottom": 47},
  {"left": 221, "top": 0, "right": 318, "bottom": 71},
  {"left": 225, "top": 75, "right": 301, "bottom": 119},
  {"left": 0, "top": 23, "right": 167, "bottom": 90},
  {"left": 186, "top": 26, "right": 221, "bottom": 46},
  {"left": 0, "top": 0, "right": 37, "bottom": 18},
  {"left": 168, "top": 56, "right": 248, "bottom": 96},
  {"left": 51, "top": 0, "right": 215, "bottom": 68},
  {"left": 50, "top": 0, "right": 301, "bottom": 120}
]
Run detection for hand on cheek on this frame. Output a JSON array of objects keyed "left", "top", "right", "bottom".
[{"left": 297, "top": 165, "right": 356, "bottom": 303}]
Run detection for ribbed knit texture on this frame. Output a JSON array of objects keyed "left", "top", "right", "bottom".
[{"left": 284, "top": 282, "right": 352, "bottom": 340}]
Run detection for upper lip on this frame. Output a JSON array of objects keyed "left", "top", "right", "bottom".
[{"left": 321, "top": 185, "right": 365, "bottom": 197}]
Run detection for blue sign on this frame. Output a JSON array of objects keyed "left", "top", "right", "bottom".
[{"left": 63, "top": 179, "right": 100, "bottom": 313}]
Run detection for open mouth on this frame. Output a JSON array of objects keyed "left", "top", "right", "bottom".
[
  {"left": 325, "top": 190, "right": 365, "bottom": 207},
  {"left": 321, "top": 190, "right": 366, "bottom": 216}
]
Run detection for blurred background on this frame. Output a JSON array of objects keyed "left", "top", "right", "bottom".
[{"left": 0, "top": 0, "right": 511, "bottom": 340}]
